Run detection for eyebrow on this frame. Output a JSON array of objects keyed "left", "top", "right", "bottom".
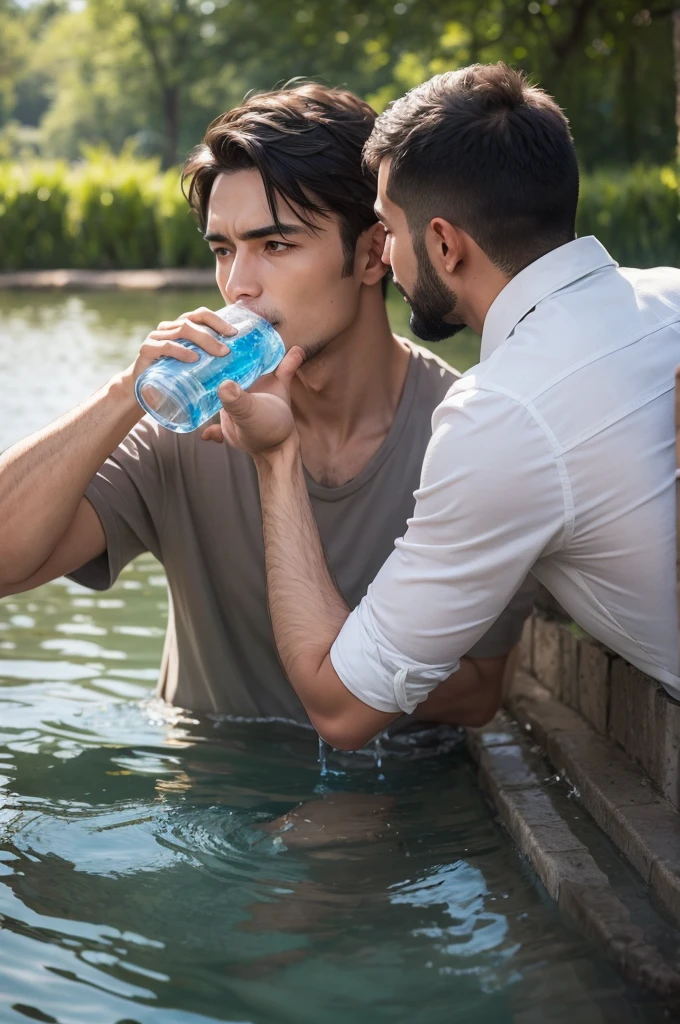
[{"left": 204, "top": 224, "right": 307, "bottom": 243}]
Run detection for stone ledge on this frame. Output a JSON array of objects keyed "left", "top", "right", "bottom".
[
  {"left": 467, "top": 714, "right": 680, "bottom": 1006},
  {"left": 507, "top": 671, "right": 680, "bottom": 927},
  {"left": 0, "top": 269, "right": 216, "bottom": 290},
  {"left": 520, "top": 611, "right": 680, "bottom": 811}
]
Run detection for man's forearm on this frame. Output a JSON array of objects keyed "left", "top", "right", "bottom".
[
  {"left": 254, "top": 440, "right": 399, "bottom": 745},
  {"left": 412, "top": 653, "right": 509, "bottom": 727},
  {"left": 0, "top": 373, "right": 141, "bottom": 586},
  {"left": 254, "top": 442, "right": 350, "bottom": 704}
]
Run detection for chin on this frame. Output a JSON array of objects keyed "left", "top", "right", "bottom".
[{"left": 410, "top": 317, "right": 467, "bottom": 343}]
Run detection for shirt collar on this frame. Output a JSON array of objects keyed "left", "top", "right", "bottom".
[{"left": 480, "top": 236, "right": 618, "bottom": 361}]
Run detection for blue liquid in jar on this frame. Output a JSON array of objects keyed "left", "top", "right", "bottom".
[{"left": 135, "top": 312, "right": 285, "bottom": 433}]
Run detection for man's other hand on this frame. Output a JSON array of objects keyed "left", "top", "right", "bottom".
[{"left": 201, "top": 346, "right": 305, "bottom": 455}]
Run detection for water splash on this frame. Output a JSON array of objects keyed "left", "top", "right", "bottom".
[
  {"left": 373, "top": 733, "right": 386, "bottom": 782},
  {"left": 316, "top": 733, "right": 387, "bottom": 787},
  {"left": 318, "top": 735, "right": 328, "bottom": 778}
]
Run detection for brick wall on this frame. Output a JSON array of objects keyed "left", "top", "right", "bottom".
[{"left": 519, "top": 610, "right": 680, "bottom": 811}]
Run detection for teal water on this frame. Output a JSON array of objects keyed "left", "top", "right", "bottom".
[{"left": 0, "top": 291, "right": 670, "bottom": 1023}]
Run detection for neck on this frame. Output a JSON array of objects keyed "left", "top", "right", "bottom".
[
  {"left": 291, "top": 286, "right": 410, "bottom": 447},
  {"left": 459, "top": 261, "right": 512, "bottom": 336}
]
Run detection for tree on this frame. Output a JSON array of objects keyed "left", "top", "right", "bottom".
[
  {"left": 0, "top": 0, "right": 29, "bottom": 126},
  {"left": 0, "top": 0, "right": 677, "bottom": 169},
  {"left": 89, "top": 0, "right": 211, "bottom": 168}
]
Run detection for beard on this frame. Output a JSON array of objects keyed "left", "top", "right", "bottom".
[{"left": 394, "top": 239, "right": 467, "bottom": 342}]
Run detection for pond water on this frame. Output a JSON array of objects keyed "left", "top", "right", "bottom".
[{"left": 0, "top": 291, "right": 670, "bottom": 1023}]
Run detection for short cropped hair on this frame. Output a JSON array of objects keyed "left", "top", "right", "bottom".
[
  {"left": 183, "top": 83, "right": 379, "bottom": 276},
  {"left": 364, "top": 63, "right": 579, "bottom": 275}
]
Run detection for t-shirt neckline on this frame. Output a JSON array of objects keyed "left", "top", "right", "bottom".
[{"left": 303, "top": 346, "right": 420, "bottom": 503}]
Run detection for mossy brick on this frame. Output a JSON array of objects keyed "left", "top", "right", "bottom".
[
  {"left": 519, "top": 615, "right": 534, "bottom": 674},
  {"left": 577, "top": 639, "right": 611, "bottom": 735},
  {"left": 653, "top": 686, "right": 680, "bottom": 809},
  {"left": 559, "top": 625, "right": 580, "bottom": 712},
  {"left": 532, "top": 616, "right": 561, "bottom": 696},
  {"left": 609, "top": 659, "right": 680, "bottom": 811}
]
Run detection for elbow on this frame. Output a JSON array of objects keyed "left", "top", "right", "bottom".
[
  {"left": 313, "top": 715, "right": 378, "bottom": 752},
  {"left": 0, "top": 575, "right": 29, "bottom": 600},
  {"left": 462, "top": 705, "right": 499, "bottom": 729}
]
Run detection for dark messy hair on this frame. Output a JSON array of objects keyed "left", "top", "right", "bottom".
[
  {"left": 183, "top": 82, "right": 380, "bottom": 277},
  {"left": 364, "top": 62, "right": 579, "bottom": 276}
]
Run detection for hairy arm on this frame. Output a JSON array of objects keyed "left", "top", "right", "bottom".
[{"left": 254, "top": 443, "right": 400, "bottom": 748}]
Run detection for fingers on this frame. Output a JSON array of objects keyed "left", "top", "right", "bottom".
[
  {"left": 275, "top": 346, "right": 306, "bottom": 386},
  {"left": 200, "top": 424, "right": 224, "bottom": 444},
  {"left": 147, "top": 322, "right": 231, "bottom": 358},
  {"left": 181, "top": 307, "right": 238, "bottom": 336},
  {"left": 139, "top": 339, "right": 201, "bottom": 363},
  {"left": 147, "top": 308, "right": 236, "bottom": 358},
  {"left": 217, "top": 380, "right": 257, "bottom": 421}
]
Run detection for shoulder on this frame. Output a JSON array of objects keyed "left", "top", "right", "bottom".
[
  {"left": 402, "top": 339, "right": 461, "bottom": 404},
  {"left": 617, "top": 264, "right": 680, "bottom": 309},
  {"left": 420, "top": 385, "right": 566, "bottom": 540},
  {"left": 106, "top": 414, "right": 254, "bottom": 502},
  {"left": 428, "top": 380, "right": 560, "bottom": 471},
  {"left": 116, "top": 414, "right": 181, "bottom": 465},
  {"left": 115, "top": 414, "right": 221, "bottom": 475},
  {"left": 619, "top": 264, "right": 680, "bottom": 288}
]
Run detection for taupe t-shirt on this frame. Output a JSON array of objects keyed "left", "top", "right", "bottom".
[{"left": 70, "top": 343, "right": 535, "bottom": 723}]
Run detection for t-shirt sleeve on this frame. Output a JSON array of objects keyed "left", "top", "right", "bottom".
[
  {"left": 68, "top": 418, "right": 167, "bottom": 591},
  {"left": 330, "top": 384, "right": 567, "bottom": 714}
]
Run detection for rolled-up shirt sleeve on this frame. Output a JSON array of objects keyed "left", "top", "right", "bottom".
[{"left": 330, "top": 381, "right": 568, "bottom": 714}]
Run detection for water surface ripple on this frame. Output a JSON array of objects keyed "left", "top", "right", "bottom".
[{"left": 0, "top": 560, "right": 668, "bottom": 1024}]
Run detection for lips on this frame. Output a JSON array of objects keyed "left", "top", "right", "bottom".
[{"left": 240, "top": 305, "right": 280, "bottom": 328}]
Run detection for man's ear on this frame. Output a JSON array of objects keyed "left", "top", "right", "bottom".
[
  {"left": 427, "top": 218, "right": 464, "bottom": 277},
  {"left": 357, "top": 222, "right": 389, "bottom": 287}
]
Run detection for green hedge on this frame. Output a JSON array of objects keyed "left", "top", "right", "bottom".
[
  {"left": 577, "top": 165, "right": 680, "bottom": 269},
  {"left": 0, "top": 151, "right": 210, "bottom": 271},
  {"left": 0, "top": 156, "right": 678, "bottom": 271}
]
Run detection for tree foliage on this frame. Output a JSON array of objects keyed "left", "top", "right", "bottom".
[{"left": 0, "top": 0, "right": 678, "bottom": 168}]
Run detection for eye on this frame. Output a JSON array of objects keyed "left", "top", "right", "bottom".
[
  {"left": 211, "top": 246, "right": 233, "bottom": 258},
  {"left": 265, "top": 240, "right": 294, "bottom": 254}
]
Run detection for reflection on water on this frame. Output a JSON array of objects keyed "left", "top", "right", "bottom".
[
  {"left": 0, "top": 293, "right": 668, "bottom": 1020},
  {"left": 0, "top": 559, "right": 668, "bottom": 1023}
]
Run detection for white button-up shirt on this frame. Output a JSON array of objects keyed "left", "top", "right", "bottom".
[{"left": 331, "top": 237, "right": 680, "bottom": 711}]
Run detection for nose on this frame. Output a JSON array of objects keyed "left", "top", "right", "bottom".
[{"left": 223, "top": 251, "right": 262, "bottom": 305}]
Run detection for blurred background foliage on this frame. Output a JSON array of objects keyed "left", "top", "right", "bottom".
[
  {"left": 0, "top": 0, "right": 679, "bottom": 270},
  {"left": 1, "top": 158, "right": 677, "bottom": 271}
]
